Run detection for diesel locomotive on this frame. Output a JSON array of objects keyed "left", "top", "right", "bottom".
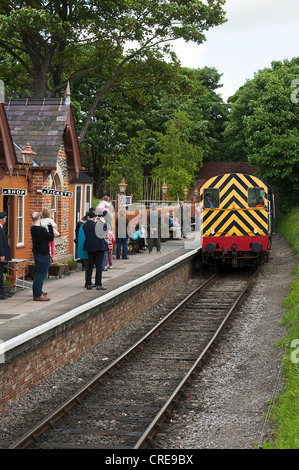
[{"left": 200, "top": 173, "right": 274, "bottom": 268}]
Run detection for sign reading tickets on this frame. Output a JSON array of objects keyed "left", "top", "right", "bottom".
[
  {"left": 41, "top": 188, "right": 73, "bottom": 197},
  {"left": 2, "top": 188, "right": 27, "bottom": 196}
]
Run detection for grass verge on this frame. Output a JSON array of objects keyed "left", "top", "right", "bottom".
[{"left": 263, "top": 208, "right": 299, "bottom": 448}]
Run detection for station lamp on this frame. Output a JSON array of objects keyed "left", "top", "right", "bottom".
[
  {"left": 118, "top": 178, "right": 127, "bottom": 209},
  {"left": 161, "top": 181, "right": 168, "bottom": 205},
  {"left": 20, "top": 142, "right": 36, "bottom": 182},
  {"left": 118, "top": 178, "right": 127, "bottom": 195}
]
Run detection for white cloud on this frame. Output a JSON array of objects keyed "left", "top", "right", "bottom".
[{"left": 172, "top": 0, "right": 299, "bottom": 101}]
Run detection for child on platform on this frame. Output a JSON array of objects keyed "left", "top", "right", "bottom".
[
  {"left": 41, "top": 208, "right": 60, "bottom": 262},
  {"left": 106, "top": 228, "right": 115, "bottom": 269}
]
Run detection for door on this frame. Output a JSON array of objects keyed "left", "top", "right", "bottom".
[
  {"left": 3, "top": 195, "right": 12, "bottom": 247},
  {"left": 73, "top": 185, "right": 83, "bottom": 258}
]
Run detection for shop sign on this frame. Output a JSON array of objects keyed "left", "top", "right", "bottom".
[{"left": 2, "top": 188, "right": 27, "bottom": 196}]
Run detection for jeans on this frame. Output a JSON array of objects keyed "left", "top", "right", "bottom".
[
  {"left": 102, "top": 251, "right": 107, "bottom": 270},
  {"left": 116, "top": 238, "right": 128, "bottom": 259},
  {"left": 33, "top": 253, "right": 51, "bottom": 298}
]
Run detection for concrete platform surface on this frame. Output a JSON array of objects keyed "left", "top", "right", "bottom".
[{"left": 0, "top": 238, "right": 201, "bottom": 353}]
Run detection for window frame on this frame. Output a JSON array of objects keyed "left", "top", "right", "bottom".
[
  {"left": 248, "top": 187, "right": 265, "bottom": 208},
  {"left": 16, "top": 196, "right": 24, "bottom": 246},
  {"left": 84, "top": 184, "right": 92, "bottom": 214},
  {"left": 203, "top": 188, "right": 219, "bottom": 209}
]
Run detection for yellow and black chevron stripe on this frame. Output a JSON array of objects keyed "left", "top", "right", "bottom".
[{"left": 200, "top": 173, "right": 269, "bottom": 237}]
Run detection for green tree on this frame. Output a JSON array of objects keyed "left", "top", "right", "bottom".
[
  {"left": 72, "top": 65, "right": 227, "bottom": 197},
  {"left": 224, "top": 58, "right": 299, "bottom": 209},
  {"left": 106, "top": 129, "right": 155, "bottom": 201},
  {"left": 180, "top": 67, "right": 229, "bottom": 161},
  {"left": 153, "top": 110, "right": 203, "bottom": 199},
  {"left": 0, "top": 0, "right": 227, "bottom": 140}
]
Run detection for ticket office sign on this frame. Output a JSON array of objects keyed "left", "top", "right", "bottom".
[{"left": 41, "top": 188, "right": 73, "bottom": 197}]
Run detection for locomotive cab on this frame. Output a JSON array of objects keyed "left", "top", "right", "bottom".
[{"left": 200, "top": 173, "right": 274, "bottom": 268}]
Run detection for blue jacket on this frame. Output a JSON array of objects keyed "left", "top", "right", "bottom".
[{"left": 77, "top": 223, "right": 88, "bottom": 260}]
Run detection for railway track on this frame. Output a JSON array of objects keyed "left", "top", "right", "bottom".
[{"left": 9, "top": 270, "right": 256, "bottom": 449}]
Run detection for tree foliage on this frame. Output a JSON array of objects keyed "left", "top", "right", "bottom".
[
  {"left": 0, "top": 0, "right": 227, "bottom": 140},
  {"left": 224, "top": 58, "right": 299, "bottom": 209},
  {"left": 72, "top": 66, "right": 226, "bottom": 198},
  {"left": 153, "top": 110, "right": 202, "bottom": 199},
  {"left": 106, "top": 129, "right": 155, "bottom": 201}
]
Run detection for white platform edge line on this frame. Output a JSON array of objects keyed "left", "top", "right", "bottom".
[{"left": 1, "top": 248, "right": 200, "bottom": 355}]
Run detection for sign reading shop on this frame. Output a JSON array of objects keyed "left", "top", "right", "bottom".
[
  {"left": 41, "top": 188, "right": 73, "bottom": 198},
  {"left": 2, "top": 188, "right": 27, "bottom": 196}
]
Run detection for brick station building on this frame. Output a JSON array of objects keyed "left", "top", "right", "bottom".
[{"left": 0, "top": 89, "right": 93, "bottom": 276}]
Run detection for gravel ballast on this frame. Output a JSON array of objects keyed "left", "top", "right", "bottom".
[
  {"left": 154, "top": 233, "right": 297, "bottom": 449},
  {"left": 0, "top": 233, "right": 296, "bottom": 449}
]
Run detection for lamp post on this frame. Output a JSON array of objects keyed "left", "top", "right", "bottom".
[
  {"left": 161, "top": 181, "right": 168, "bottom": 206},
  {"left": 194, "top": 189, "right": 199, "bottom": 203},
  {"left": 118, "top": 178, "right": 127, "bottom": 208},
  {"left": 183, "top": 186, "right": 188, "bottom": 203}
]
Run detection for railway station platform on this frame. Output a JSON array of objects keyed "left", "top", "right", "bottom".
[{"left": 0, "top": 236, "right": 201, "bottom": 409}]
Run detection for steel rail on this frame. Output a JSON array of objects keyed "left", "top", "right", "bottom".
[
  {"left": 134, "top": 270, "right": 257, "bottom": 449},
  {"left": 9, "top": 274, "right": 217, "bottom": 449}
]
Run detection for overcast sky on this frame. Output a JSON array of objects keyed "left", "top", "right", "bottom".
[{"left": 173, "top": 0, "right": 299, "bottom": 101}]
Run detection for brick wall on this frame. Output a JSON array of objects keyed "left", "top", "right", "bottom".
[
  {"left": 0, "top": 256, "right": 195, "bottom": 411},
  {"left": 28, "top": 148, "right": 72, "bottom": 262}
]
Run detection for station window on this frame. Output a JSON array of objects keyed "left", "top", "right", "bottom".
[
  {"left": 85, "top": 184, "right": 92, "bottom": 214},
  {"left": 17, "top": 196, "right": 24, "bottom": 246},
  {"left": 203, "top": 188, "right": 219, "bottom": 209},
  {"left": 248, "top": 188, "right": 265, "bottom": 207}
]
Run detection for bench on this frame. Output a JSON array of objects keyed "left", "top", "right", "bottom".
[{"left": 128, "top": 239, "right": 140, "bottom": 254}]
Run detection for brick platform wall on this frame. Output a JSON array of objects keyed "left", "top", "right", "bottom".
[{"left": 0, "top": 256, "right": 195, "bottom": 411}]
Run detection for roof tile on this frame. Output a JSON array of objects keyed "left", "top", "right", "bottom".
[{"left": 5, "top": 101, "right": 69, "bottom": 167}]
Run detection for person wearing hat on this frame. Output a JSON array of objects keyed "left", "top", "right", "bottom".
[
  {"left": 0, "top": 211, "right": 12, "bottom": 300},
  {"left": 83, "top": 210, "right": 108, "bottom": 290}
]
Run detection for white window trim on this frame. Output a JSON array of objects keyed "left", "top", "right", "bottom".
[
  {"left": 85, "top": 184, "right": 92, "bottom": 214},
  {"left": 17, "top": 196, "right": 24, "bottom": 246}
]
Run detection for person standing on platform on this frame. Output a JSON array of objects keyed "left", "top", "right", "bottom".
[
  {"left": 180, "top": 201, "right": 188, "bottom": 238},
  {"left": 83, "top": 211, "right": 108, "bottom": 290},
  {"left": 116, "top": 209, "right": 129, "bottom": 260},
  {"left": 31, "top": 211, "right": 54, "bottom": 301},
  {"left": 147, "top": 204, "right": 161, "bottom": 253},
  {"left": 76, "top": 219, "right": 91, "bottom": 287},
  {"left": 0, "top": 212, "right": 12, "bottom": 300}
]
